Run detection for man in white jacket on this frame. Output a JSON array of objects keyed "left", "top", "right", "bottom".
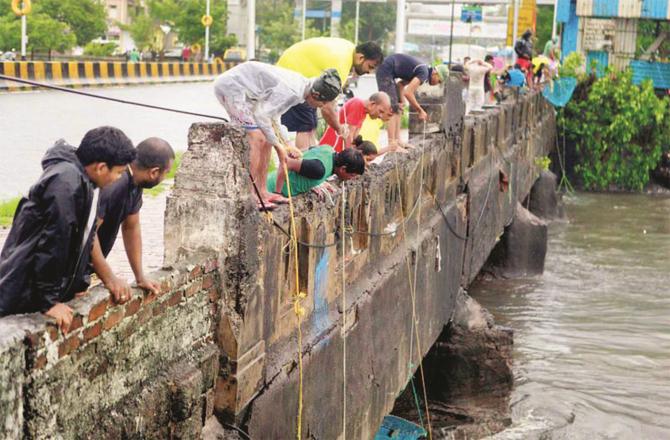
[{"left": 214, "top": 62, "right": 341, "bottom": 210}]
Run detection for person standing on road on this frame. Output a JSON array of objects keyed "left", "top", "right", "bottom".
[
  {"left": 277, "top": 37, "right": 384, "bottom": 150},
  {"left": 375, "top": 54, "right": 448, "bottom": 149},
  {"left": 89, "top": 137, "right": 175, "bottom": 305},
  {"left": 214, "top": 61, "right": 342, "bottom": 210},
  {"left": 0, "top": 127, "right": 136, "bottom": 332}
]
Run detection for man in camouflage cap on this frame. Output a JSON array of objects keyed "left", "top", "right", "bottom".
[{"left": 214, "top": 62, "right": 341, "bottom": 210}]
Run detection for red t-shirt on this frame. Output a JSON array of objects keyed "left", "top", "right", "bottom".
[{"left": 319, "top": 98, "right": 368, "bottom": 152}]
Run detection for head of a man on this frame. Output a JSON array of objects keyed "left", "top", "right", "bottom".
[
  {"left": 522, "top": 30, "right": 533, "bottom": 41},
  {"left": 352, "top": 41, "right": 384, "bottom": 75},
  {"left": 132, "top": 137, "right": 176, "bottom": 189},
  {"left": 333, "top": 148, "right": 365, "bottom": 180},
  {"left": 464, "top": 57, "right": 471, "bottom": 65},
  {"left": 76, "top": 126, "right": 136, "bottom": 188},
  {"left": 367, "top": 92, "right": 392, "bottom": 121},
  {"left": 428, "top": 64, "right": 449, "bottom": 86},
  {"left": 485, "top": 55, "right": 494, "bottom": 64},
  {"left": 306, "top": 68, "right": 342, "bottom": 108}
]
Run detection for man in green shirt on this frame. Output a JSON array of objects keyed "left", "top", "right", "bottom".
[{"left": 267, "top": 146, "right": 365, "bottom": 197}]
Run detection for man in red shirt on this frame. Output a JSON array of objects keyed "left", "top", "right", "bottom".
[{"left": 319, "top": 92, "right": 392, "bottom": 152}]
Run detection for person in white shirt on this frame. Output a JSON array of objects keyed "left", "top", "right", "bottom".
[
  {"left": 214, "top": 62, "right": 341, "bottom": 210},
  {"left": 465, "top": 59, "right": 493, "bottom": 113}
]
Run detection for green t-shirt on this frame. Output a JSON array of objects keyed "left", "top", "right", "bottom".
[{"left": 267, "top": 146, "right": 335, "bottom": 197}]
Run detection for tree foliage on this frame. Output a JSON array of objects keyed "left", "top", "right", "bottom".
[
  {"left": 0, "top": 12, "right": 76, "bottom": 56},
  {"left": 38, "top": 0, "right": 107, "bottom": 46},
  {"left": 143, "top": 0, "right": 235, "bottom": 53},
  {"left": 561, "top": 70, "right": 670, "bottom": 191},
  {"left": 340, "top": 1, "right": 395, "bottom": 45}
]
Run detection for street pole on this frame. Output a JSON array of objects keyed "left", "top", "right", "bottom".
[
  {"left": 20, "top": 3, "right": 27, "bottom": 60},
  {"left": 448, "top": 0, "right": 455, "bottom": 65},
  {"left": 512, "top": 0, "right": 519, "bottom": 61},
  {"left": 551, "top": 0, "right": 558, "bottom": 40},
  {"left": 331, "top": 0, "right": 342, "bottom": 37},
  {"left": 247, "top": 0, "right": 255, "bottom": 59},
  {"left": 205, "top": 0, "right": 210, "bottom": 61},
  {"left": 354, "top": 0, "right": 360, "bottom": 44},
  {"left": 301, "top": 0, "right": 307, "bottom": 40},
  {"left": 395, "top": 0, "right": 405, "bottom": 52}
]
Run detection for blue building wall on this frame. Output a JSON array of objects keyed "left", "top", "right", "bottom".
[
  {"left": 631, "top": 60, "right": 670, "bottom": 88},
  {"left": 562, "top": 1, "right": 580, "bottom": 60},
  {"left": 557, "top": 0, "right": 573, "bottom": 22},
  {"left": 641, "top": 0, "right": 669, "bottom": 19},
  {"left": 592, "top": 0, "right": 619, "bottom": 17}
]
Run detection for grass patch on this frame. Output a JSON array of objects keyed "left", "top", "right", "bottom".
[
  {"left": 144, "top": 151, "right": 183, "bottom": 197},
  {"left": 0, "top": 197, "right": 20, "bottom": 227}
]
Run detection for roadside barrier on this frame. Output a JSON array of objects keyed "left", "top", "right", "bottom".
[{"left": 0, "top": 60, "right": 238, "bottom": 92}]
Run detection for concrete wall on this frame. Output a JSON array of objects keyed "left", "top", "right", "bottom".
[
  {"left": 0, "top": 75, "right": 556, "bottom": 438},
  {"left": 0, "top": 61, "right": 237, "bottom": 92}
]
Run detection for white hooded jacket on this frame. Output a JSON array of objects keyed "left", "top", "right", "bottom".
[{"left": 214, "top": 61, "right": 312, "bottom": 145}]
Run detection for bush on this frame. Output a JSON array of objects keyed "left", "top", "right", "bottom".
[
  {"left": 84, "top": 41, "right": 118, "bottom": 57},
  {"left": 560, "top": 69, "right": 670, "bottom": 191}
]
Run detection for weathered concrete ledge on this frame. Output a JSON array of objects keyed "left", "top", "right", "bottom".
[{"left": 0, "top": 75, "right": 556, "bottom": 438}]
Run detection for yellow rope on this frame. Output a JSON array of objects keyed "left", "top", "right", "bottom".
[
  {"left": 272, "top": 123, "right": 305, "bottom": 439},
  {"left": 393, "top": 122, "right": 433, "bottom": 439},
  {"left": 341, "top": 182, "right": 347, "bottom": 439}
]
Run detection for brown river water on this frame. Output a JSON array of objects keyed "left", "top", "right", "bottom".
[{"left": 475, "top": 193, "right": 670, "bottom": 439}]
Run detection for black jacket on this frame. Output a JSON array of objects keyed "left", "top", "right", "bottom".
[
  {"left": 0, "top": 141, "right": 96, "bottom": 316},
  {"left": 514, "top": 31, "right": 534, "bottom": 60}
]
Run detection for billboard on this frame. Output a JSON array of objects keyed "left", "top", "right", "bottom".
[{"left": 506, "top": 0, "right": 537, "bottom": 46}]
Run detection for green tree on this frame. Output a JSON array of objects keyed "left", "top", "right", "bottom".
[
  {"left": 37, "top": 0, "right": 107, "bottom": 46},
  {"left": 340, "top": 1, "right": 395, "bottom": 45},
  {"left": 146, "top": 0, "right": 235, "bottom": 54},
  {"left": 0, "top": 13, "right": 76, "bottom": 58},
  {"left": 561, "top": 70, "right": 670, "bottom": 191},
  {"left": 126, "top": 13, "right": 156, "bottom": 50},
  {"left": 534, "top": 5, "right": 553, "bottom": 54}
]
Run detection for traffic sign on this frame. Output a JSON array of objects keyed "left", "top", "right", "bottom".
[{"left": 461, "top": 5, "right": 482, "bottom": 22}]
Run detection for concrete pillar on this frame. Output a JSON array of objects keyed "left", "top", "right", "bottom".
[
  {"left": 486, "top": 202, "right": 548, "bottom": 278},
  {"left": 528, "top": 170, "right": 561, "bottom": 220},
  {"left": 394, "top": 289, "right": 513, "bottom": 437},
  {"left": 164, "top": 123, "right": 267, "bottom": 424}
]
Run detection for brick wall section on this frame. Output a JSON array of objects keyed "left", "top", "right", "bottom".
[{"left": 0, "top": 253, "right": 223, "bottom": 438}]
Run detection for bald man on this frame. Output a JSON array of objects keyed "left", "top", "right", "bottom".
[
  {"left": 91, "top": 137, "right": 175, "bottom": 304},
  {"left": 319, "top": 92, "right": 393, "bottom": 152}
]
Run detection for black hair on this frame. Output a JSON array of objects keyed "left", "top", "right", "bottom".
[
  {"left": 355, "top": 41, "right": 384, "bottom": 63},
  {"left": 485, "top": 55, "right": 494, "bottom": 62},
  {"left": 135, "top": 137, "right": 175, "bottom": 171},
  {"left": 76, "top": 126, "right": 136, "bottom": 167},
  {"left": 334, "top": 148, "right": 365, "bottom": 175},
  {"left": 353, "top": 135, "right": 377, "bottom": 157}
]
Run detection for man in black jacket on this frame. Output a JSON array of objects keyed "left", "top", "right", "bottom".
[{"left": 0, "top": 126, "right": 136, "bottom": 332}]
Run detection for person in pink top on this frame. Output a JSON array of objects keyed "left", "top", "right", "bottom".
[{"left": 320, "top": 92, "right": 392, "bottom": 152}]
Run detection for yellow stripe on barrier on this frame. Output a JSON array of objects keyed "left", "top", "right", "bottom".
[
  {"left": 202, "top": 63, "right": 209, "bottom": 76},
  {"left": 18, "top": 61, "right": 28, "bottom": 79},
  {"left": 139, "top": 62, "right": 148, "bottom": 78},
  {"left": 68, "top": 61, "right": 79, "bottom": 81},
  {"left": 172, "top": 62, "right": 180, "bottom": 76},
  {"left": 51, "top": 61, "right": 63, "bottom": 83},
  {"left": 127, "top": 63, "right": 136, "bottom": 78},
  {"left": 150, "top": 63, "right": 159, "bottom": 77},
  {"left": 2, "top": 62, "right": 18, "bottom": 91},
  {"left": 161, "top": 62, "right": 170, "bottom": 77},
  {"left": 183, "top": 63, "right": 191, "bottom": 76},
  {"left": 100, "top": 62, "right": 109, "bottom": 80},
  {"left": 192, "top": 63, "right": 200, "bottom": 75},
  {"left": 84, "top": 62, "right": 94, "bottom": 81},
  {"left": 34, "top": 61, "right": 45, "bottom": 81},
  {"left": 113, "top": 62, "right": 123, "bottom": 81}
]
